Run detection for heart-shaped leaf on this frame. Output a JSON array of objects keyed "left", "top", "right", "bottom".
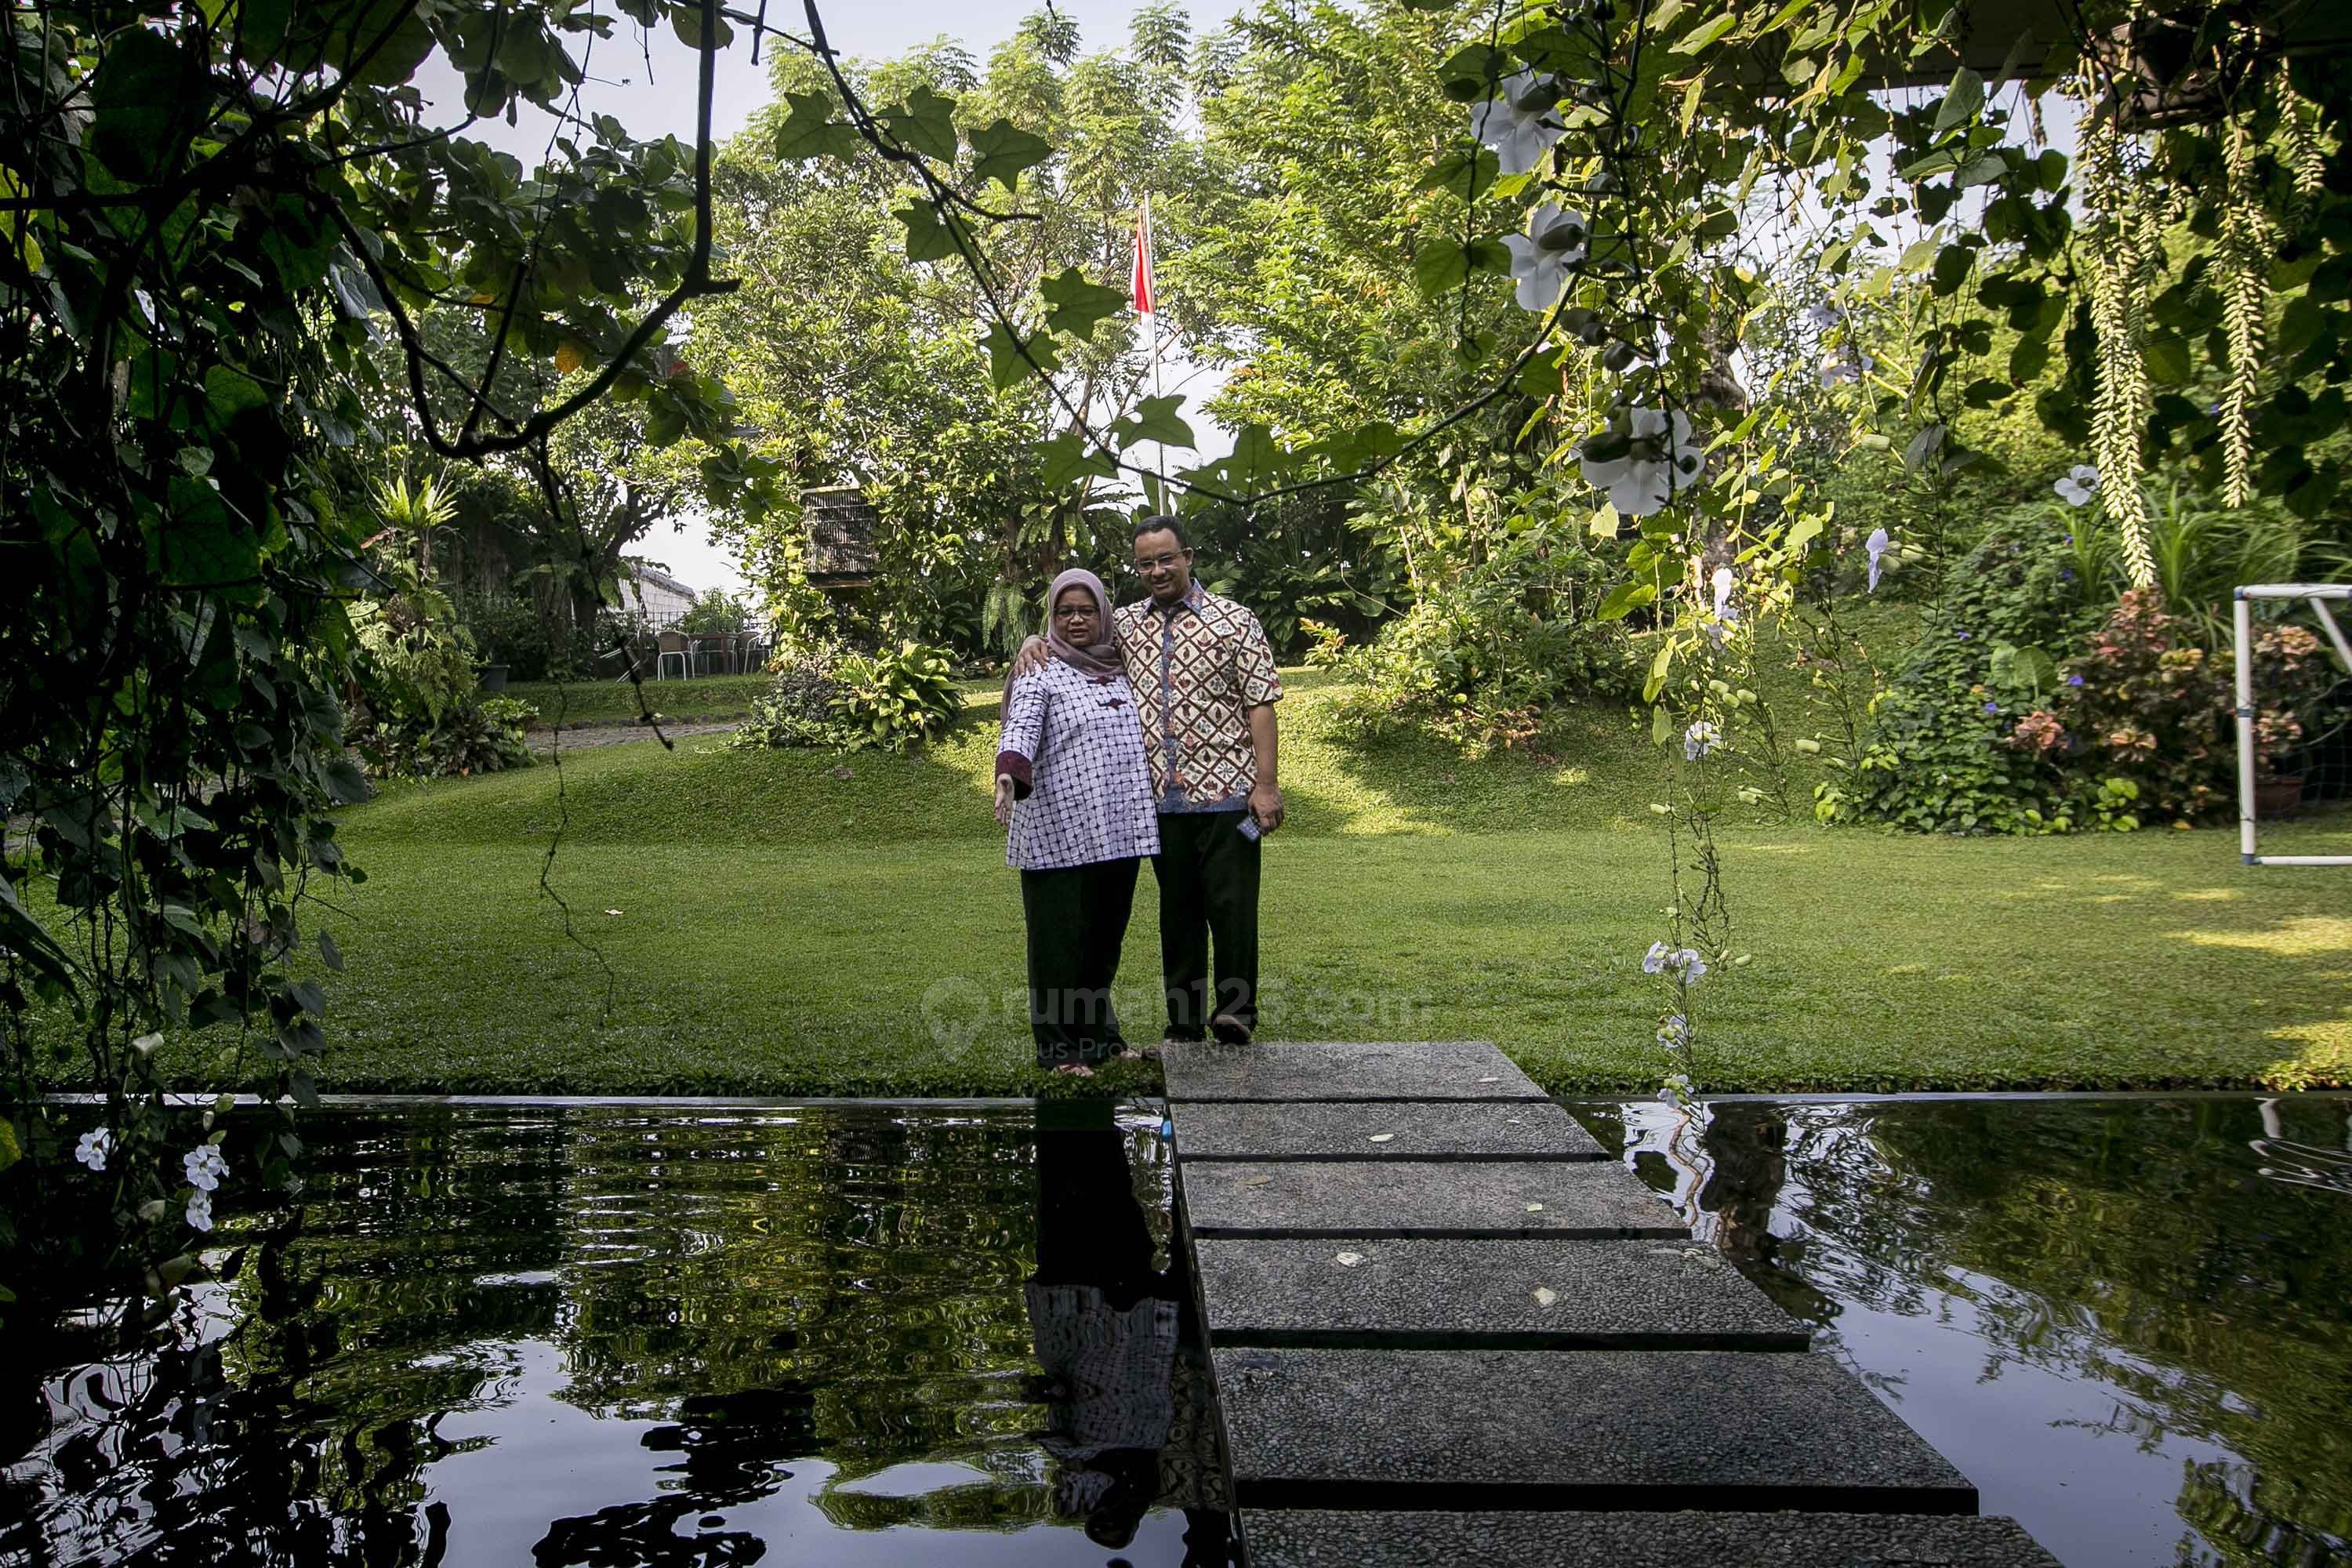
[
  {"left": 1120, "top": 394, "right": 1193, "bottom": 449},
  {"left": 1037, "top": 427, "right": 1116, "bottom": 489},
  {"left": 985, "top": 322, "right": 1062, "bottom": 390},
  {"left": 971, "top": 118, "right": 1052, "bottom": 191},
  {"left": 777, "top": 93, "right": 862, "bottom": 162},
  {"left": 895, "top": 200, "right": 973, "bottom": 263},
  {"left": 1040, "top": 266, "right": 1127, "bottom": 339},
  {"left": 881, "top": 85, "right": 959, "bottom": 162},
  {"left": 1933, "top": 67, "right": 1987, "bottom": 133}
]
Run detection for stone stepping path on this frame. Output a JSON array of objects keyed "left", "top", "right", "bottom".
[
  {"left": 1174, "top": 1099, "right": 1604, "bottom": 1162},
  {"left": 1193, "top": 1237, "right": 1809, "bottom": 1350},
  {"left": 1241, "top": 1509, "right": 2063, "bottom": 1567},
  {"left": 1158, "top": 1040, "right": 2060, "bottom": 1566},
  {"left": 1163, "top": 1040, "right": 1548, "bottom": 1102},
  {"left": 1182, "top": 1158, "right": 1685, "bottom": 1240},
  {"left": 1214, "top": 1346, "right": 1978, "bottom": 1512}
]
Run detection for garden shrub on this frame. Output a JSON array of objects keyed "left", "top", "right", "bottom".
[
  {"left": 679, "top": 588, "right": 753, "bottom": 634},
  {"left": 729, "top": 640, "right": 963, "bottom": 754},
  {"left": 729, "top": 649, "right": 867, "bottom": 752},
  {"left": 1864, "top": 503, "right": 2348, "bottom": 833},
  {"left": 2009, "top": 590, "right": 2230, "bottom": 826},
  {"left": 459, "top": 592, "right": 609, "bottom": 682},
  {"left": 1859, "top": 509, "right": 2107, "bottom": 833},
  {"left": 2001, "top": 598, "right": 2348, "bottom": 826},
  {"left": 832, "top": 641, "right": 964, "bottom": 753},
  {"left": 355, "top": 697, "right": 537, "bottom": 780},
  {"left": 1324, "top": 530, "right": 1639, "bottom": 756}
]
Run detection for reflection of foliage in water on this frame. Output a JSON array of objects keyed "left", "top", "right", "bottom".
[
  {"left": 0, "top": 1105, "right": 1200, "bottom": 1566},
  {"left": 1599, "top": 1096, "right": 2352, "bottom": 1567}
]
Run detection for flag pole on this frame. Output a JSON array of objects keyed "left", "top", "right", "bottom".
[{"left": 1134, "top": 195, "right": 1165, "bottom": 499}]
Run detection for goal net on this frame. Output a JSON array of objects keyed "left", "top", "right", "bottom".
[{"left": 2234, "top": 584, "right": 2352, "bottom": 867}]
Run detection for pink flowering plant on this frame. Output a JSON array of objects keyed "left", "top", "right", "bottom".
[{"left": 2000, "top": 593, "right": 2345, "bottom": 825}]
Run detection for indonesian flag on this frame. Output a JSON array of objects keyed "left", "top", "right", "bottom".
[{"left": 1131, "top": 195, "right": 1155, "bottom": 316}]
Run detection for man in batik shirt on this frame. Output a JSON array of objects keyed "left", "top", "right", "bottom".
[{"left": 1017, "top": 515, "right": 1283, "bottom": 1043}]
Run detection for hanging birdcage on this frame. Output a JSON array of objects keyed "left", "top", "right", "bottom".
[{"left": 800, "top": 485, "right": 880, "bottom": 593}]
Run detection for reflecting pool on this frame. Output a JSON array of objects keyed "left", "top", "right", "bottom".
[
  {"left": 1581, "top": 1094, "right": 2352, "bottom": 1568},
  {"left": 7, "top": 1095, "right": 2349, "bottom": 1568},
  {"left": 1, "top": 1103, "right": 1233, "bottom": 1567}
]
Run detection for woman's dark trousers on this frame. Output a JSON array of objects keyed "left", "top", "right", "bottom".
[
  {"left": 1152, "top": 810, "right": 1261, "bottom": 1041},
  {"left": 1021, "top": 855, "right": 1141, "bottom": 1068}
]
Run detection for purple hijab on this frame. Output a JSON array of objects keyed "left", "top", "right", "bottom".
[{"left": 1004, "top": 568, "right": 1121, "bottom": 706}]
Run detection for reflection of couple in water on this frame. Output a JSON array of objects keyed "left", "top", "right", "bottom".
[
  {"left": 1024, "top": 1105, "right": 1234, "bottom": 1566},
  {"left": 998, "top": 523, "right": 1265, "bottom": 1559}
]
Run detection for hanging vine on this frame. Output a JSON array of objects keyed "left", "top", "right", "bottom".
[
  {"left": 2079, "top": 103, "right": 2160, "bottom": 588},
  {"left": 2216, "top": 113, "right": 2272, "bottom": 510}
]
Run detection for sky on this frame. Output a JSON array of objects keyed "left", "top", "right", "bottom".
[{"left": 415, "top": 2, "right": 1229, "bottom": 596}]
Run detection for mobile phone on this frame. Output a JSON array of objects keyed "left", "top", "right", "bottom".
[{"left": 1237, "top": 815, "right": 1262, "bottom": 841}]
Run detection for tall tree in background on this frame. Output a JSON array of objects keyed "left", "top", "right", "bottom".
[
  {"left": 1176, "top": 1, "right": 1530, "bottom": 450},
  {"left": 691, "top": 9, "right": 1207, "bottom": 655}
]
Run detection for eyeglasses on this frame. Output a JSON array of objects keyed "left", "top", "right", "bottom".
[
  {"left": 1052, "top": 604, "right": 1098, "bottom": 620},
  {"left": 1131, "top": 552, "right": 1189, "bottom": 573}
]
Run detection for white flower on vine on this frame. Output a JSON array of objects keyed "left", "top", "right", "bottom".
[
  {"left": 1704, "top": 566, "right": 1740, "bottom": 649},
  {"left": 1804, "top": 301, "right": 1843, "bottom": 332},
  {"left": 1579, "top": 408, "right": 1704, "bottom": 518},
  {"left": 183, "top": 1143, "right": 227, "bottom": 1193},
  {"left": 1502, "top": 204, "right": 1588, "bottom": 312},
  {"left": 1683, "top": 720, "right": 1721, "bottom": 761},
  {"left": 2053, "top": 464, "right": 2100, "bottom": 506},
  {"left": 1470, "top": 70, "right": 1565, "bottom": 176},
  {"left": 1865, "top": 527, "right": 1891, "bottom": 592},
  {"left": 185, "top": 1190, "right": 215, "bottom": 1233},
  {"left": 1646, "top": 943, "right": 1708, "bottom": 981},
  {"left": 1657, "top": 1014, "right": 1690, "bottom": 1049},
  {"left": 76, "top": 1127, "right": 113, "bottom": 1172},
  {"left": 1660, "top": 1070, "right": 1697, "bottom": 1109},
  {"left": 1816, "top": 348, "right": 1874, "bottom": 387}
]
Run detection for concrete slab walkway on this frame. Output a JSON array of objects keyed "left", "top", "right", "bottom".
[{"left": 1160, "top": 1040, "right": 2063, "bottom": 1567}]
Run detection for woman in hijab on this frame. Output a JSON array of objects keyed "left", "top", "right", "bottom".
[{"left": 994, "top": 569, "right": 1158, "bottom": 1075}]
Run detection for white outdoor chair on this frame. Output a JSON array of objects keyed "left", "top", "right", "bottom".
[{"left": 654, "top": 628, "right": 691, "bottom": 681}]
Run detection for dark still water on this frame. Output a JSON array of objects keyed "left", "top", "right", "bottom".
[
  {"left": 1581, "top": 1095, "right": 2352, "bottom": 1568},
  {"left": 5, "top": 1096, "right": 2349, "bottom": 1568},
  {"left": 1, "top": 1103, "right": 1232, "bottom": 1567}
]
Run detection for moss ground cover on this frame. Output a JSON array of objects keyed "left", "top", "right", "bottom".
[{"left": 194, "top": 654, "right": 2352, "bottom": 1098}]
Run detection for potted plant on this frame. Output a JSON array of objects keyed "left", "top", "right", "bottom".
[
  {"left": 477, "top": 628, "right": 509, "bottom": 694},
  {"left": 2250, "top": 623, "right": 2343, "bottom": 818}
]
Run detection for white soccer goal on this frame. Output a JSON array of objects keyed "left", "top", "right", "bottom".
[{"left": 2234, "top": 583, "right": 2352, "bottom": 866}]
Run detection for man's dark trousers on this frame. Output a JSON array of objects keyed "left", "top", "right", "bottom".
[
  {"left": 1020, "top": 857, "right": 1139, "bottom": 1068},
  {"left": 1152, "top": 810, "right": 1261, "bottom": 1040}
]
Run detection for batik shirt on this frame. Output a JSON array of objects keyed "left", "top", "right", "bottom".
[
  {"left": 995, "top": 662, "right": 1160, "bottom": 870},
  {"left": 1110, "top": 584, "right": 1283, "bottom": 813}
]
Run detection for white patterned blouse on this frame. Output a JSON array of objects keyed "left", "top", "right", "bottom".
[{"left": 996, "top": 661, "right": 1161, "bottom": 871}]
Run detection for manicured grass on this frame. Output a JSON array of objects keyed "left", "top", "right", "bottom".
[
  {"left": 503, "top": 673, "right": 774, "bottom": 726},
  {"left": 174, "top": 657, "right": 2352, "bottom": 1098}
]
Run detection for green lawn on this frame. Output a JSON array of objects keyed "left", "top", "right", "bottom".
[{"left": 214, "top": 665, "right": 2352, "bottom": 1098}]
